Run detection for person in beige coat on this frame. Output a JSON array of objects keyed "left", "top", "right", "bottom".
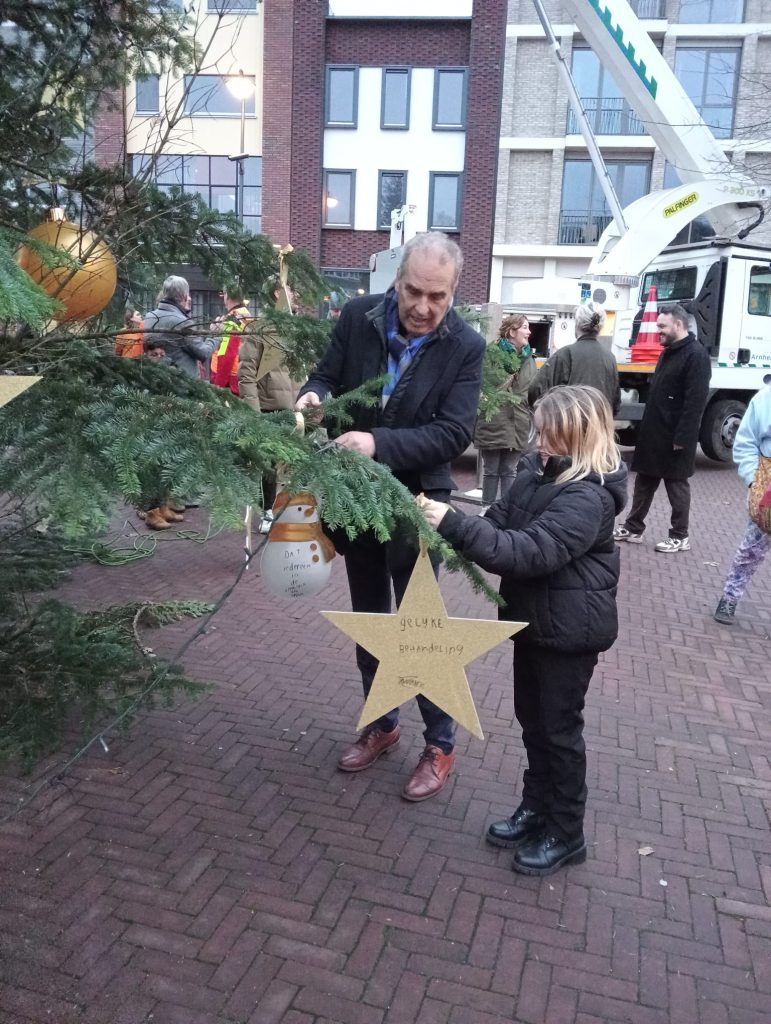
[
  {"left": 237, "top": 285, "right": 301, "bottom": 413},
  {"left": 474, "top": 313, "right": 537, "bottom": 508}
]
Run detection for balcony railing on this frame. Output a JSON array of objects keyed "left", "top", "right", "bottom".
[
  {"left": 629, "top": 0, "right": 666, "bottom": 16},
  {"left": 567, "top": 97, "right": 645, "bottom": 136},
  {"left": 559, "top": 211, "right": 613, "bottom": 245}
]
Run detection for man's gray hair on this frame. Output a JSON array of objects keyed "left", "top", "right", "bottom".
[
  {"left": 658, "top": 302, "right": 690, "bottom": 326},
  {"left": 160, "top": 275, "right": 190, "bottom": 305},
  {"left": 575, "top": 301, "right": 606, "bottom": 335},
  {"left": 397, "top": 232, "right": 463, "bottom": 286}
]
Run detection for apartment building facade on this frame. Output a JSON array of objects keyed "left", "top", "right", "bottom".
[
  {"left": 493, "top": 0, "right": 771, "bottom": 307},
  {"left": 262, "top": 0, "right": 507, "bottom": 303}
]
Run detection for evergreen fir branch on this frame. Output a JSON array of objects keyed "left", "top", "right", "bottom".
[
  {"left": 0, "top": 598, "right": 211, "bottom": 770},
  {"left": 477, "top": 342, "right": 525, "bottom": 421},
  {"left": 0, "top": 233, "right": 62, "bottom": 327}
]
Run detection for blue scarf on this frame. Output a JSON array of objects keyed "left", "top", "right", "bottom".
[{"left": 383, "top": 287, "right": 434, "bottom": 399}]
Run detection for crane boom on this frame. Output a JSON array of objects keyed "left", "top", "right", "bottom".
[{"left": 559, "top": 0, "right": 768, "bottom": 272}]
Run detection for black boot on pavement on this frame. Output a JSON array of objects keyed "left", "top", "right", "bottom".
[
  {"left": 486, "top": 805, "right": 546, "bottom": 848},
  {"left": 512, "top": 834, "right": 586, "bottom": 876}
]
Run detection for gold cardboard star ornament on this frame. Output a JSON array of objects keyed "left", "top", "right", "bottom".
[
  {"left": 0, "top": 376, "right": 41, "bottom": 409},
  {"left": 322, "top": 544, "right": 527, "bottom": 739}
]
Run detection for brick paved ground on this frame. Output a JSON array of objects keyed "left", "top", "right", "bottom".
[{"left": 1, "top": 453, "right": 770, "bottom": 1024}]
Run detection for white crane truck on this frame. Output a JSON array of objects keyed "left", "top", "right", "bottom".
[{"left": 515, "top": 0, "right": 771, "bottom": 460}]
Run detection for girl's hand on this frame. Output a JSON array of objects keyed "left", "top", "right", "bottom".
[{"left": 416, "top": 493, "right": 451, "bottom": 528}]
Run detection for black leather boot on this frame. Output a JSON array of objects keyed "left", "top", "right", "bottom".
[
  {"left": 486, "top": 805, "right": 546, "bottom": 848},
  {"left": 512, "top": 833, "right": 586, "bottom": 876}
]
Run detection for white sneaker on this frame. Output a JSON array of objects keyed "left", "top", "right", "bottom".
[
  {"left": 655, "top": 536, "right": 690, "bottom": 553},
  {"left": 614, "top": 525, "right": 643, "bottom": 544},
  {"left": 258, "top": 510, "right": 275, "bottom": 534}
]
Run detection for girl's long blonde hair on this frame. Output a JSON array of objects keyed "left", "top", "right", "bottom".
[{"left": 535, "top": 385, "right": 620, "bottom": 484}]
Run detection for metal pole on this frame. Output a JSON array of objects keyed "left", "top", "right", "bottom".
[
  {"left": 531, "top": 0, "right": 627, "bottom": 237},
  {"left": 238, "top": 98, "right": 246, "bottom": 224}
]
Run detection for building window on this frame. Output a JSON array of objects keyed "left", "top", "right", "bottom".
[
  {"left": 324, "top": 170, "right": 355, "bottom": 227},
  {"left": 325, "top": 66, "right": 358, "bottom": 128},
  {"left": 428, "top": 173, "right": 462, "bottom": 230},
  {"left": 136, "top": 75, "right": 160, "bottom": 114},
  {"left": 569, "top": 50, "right": 644, "bottom": 135},
  {"left": 433, "top": 69, "right": 467, "bottom": 130},
  {"left": 662, "top": 163, "right": 715, "bottom": 244},
  {"left": 377, "top": 171, "right": 407, "bottom": 230},
  {"left": 674, "top": 46, "right": 740, "bottom": 139},
  {"left": 207, "top": 0, "right": 259, "bottom": 10},
  {"left": 131, "top": 154, "right": 262, "bottom": 234},
  {"left": 678, "top": 0, "right": 743, "bottom": 22},
  {"left": 381, "top": 68, "right": 411, "bottom": 130},
  {"left": 629, "top": 0, "right": 666, "bottom": 15},
  {"left": 559, "top": 159, "right": 650, "bottom": 244},
  {"left": 183, "top": 74, "right": 256, "bottom": 116}
]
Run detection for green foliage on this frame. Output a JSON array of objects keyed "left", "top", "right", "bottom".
[
  {"left": 0, "top": 596, "right": 211, "bottom": 770},
  {"left": 0, "top": 232, "right": 63, "bottom": 328},
  {"left": 0, "top": 2, "right": 500, "bottom": 773},
  {"left": 477, "top": 341, "right": 525, "bottom": 422}
]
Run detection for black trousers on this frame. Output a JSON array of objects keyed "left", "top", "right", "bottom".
[
  {"left": 625, "top": 472, "right": 691, "bottom": 539},
  {"left": 331, "top": 521, "right": 456, "bottom": 754},
  {"left": 513, "top": 642, "right": 598, "bottom": 841}
]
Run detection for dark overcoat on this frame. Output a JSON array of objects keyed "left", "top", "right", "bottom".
[
  {"left": 438, "top": 453, "right": 628, "bottom": 654},
  {"left": 631, "top": 334, "right": 711, "bottom": 480},
  {"left": 298, "top": 294, "right": 485, "bottom": 495},
  {"left": 473, "top": 350, "right": 537, "bottom": 452}
]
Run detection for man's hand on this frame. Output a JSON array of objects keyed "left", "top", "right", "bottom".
[
  {"left": 295, "top": 391, "right": 324, "bottom": 423},
  {"left": 417, "top": 493, "right": 451, "bottom": 529},
  {"left": 335, "top": 431, "right": 376, "bottom": 457}
]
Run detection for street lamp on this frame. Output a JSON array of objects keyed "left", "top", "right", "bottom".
[{"left": 226, "top": 70, "right": 255, "bottom": 224}]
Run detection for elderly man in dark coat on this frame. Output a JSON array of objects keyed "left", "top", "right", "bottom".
[
  {"left": 296, "top": 232, "right": 485, "bottom": 803},
  {"left": 614, "top": 302, "right": 711, "bottom": 553}
]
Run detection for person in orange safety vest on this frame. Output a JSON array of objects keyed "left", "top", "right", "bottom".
[
  {"left": 115, "top": 309, "right": 145, "bottom": 358},
  {"left": 210, "top": 289, "right": 251, "bottom": 395}
]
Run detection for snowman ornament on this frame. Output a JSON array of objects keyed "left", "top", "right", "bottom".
[{"left": 260, "top": 491, "right": 336, "bottom": 598}]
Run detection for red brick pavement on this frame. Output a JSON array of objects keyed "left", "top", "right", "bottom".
[{"left": 1, "top": 453, "right": 770, "bottom": 1024}]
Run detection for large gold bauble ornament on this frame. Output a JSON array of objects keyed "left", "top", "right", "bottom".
[{"left": 17, "top": 208, "right": 117, "bottom": 322}]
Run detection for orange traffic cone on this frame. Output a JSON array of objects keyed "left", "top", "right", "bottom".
[{"left": 631, "top": 284, "right": 663, "bottom": 363}]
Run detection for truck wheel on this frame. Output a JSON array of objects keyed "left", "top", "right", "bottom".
[{"left": 699, "top": 399, "right": 746, "bottom": 462}]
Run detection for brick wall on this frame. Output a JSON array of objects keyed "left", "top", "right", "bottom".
[
  {"left": 321, "top": 229, "right": 389, "bottom": 271},
  {"left": 326, "top": 19, "right": 470, "bottom": 67},
  {"left": 262, "top": 0, "right": 295, "bottom": 245},
  {"left": 262, "top": 0, "right": 326, "bottom": 262},
  {"left": 458, "top": 0, "right": 508, "bottom": 301},
  {"left": 92, "top": 88, "right": 126, "bottom": 168}
]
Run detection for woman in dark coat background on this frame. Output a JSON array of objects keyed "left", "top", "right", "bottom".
[
  {"left": 474, "top": 313, "right": 537, "bottom": 510},
  {"left": 420, "top": 385, "right": 627, "bottom": 877}
]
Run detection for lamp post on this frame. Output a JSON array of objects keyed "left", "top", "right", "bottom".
[{"left": 226, "top": 70, "right": 255, "bottom": 225}]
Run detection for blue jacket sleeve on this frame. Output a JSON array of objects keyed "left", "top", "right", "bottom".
[
  {"left": 438, "top": 484, "right": 604, "bottom": 579},
  {"left": 733, "top": 398, "right": 760, "bottom": 487}
]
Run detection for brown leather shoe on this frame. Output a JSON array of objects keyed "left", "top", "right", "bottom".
[
  {"left": 337, "top": 725, "right": 400, "bottom": 773},
  {"left": 159, "top": 504, "right": 184, "bottom": 523},
  {"left": 402, "top": 745, "right": 455, "bottom": 802},
  {"left": 144, "top": 507, "right": 173, "bottom": 530}
]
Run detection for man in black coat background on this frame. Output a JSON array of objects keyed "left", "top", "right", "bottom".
[
  {"left": 296, "top": 233, "right": 485, "bottom": 802},
  {"left": 614, "top": 302, "right": 711, "bottom": 553}
]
